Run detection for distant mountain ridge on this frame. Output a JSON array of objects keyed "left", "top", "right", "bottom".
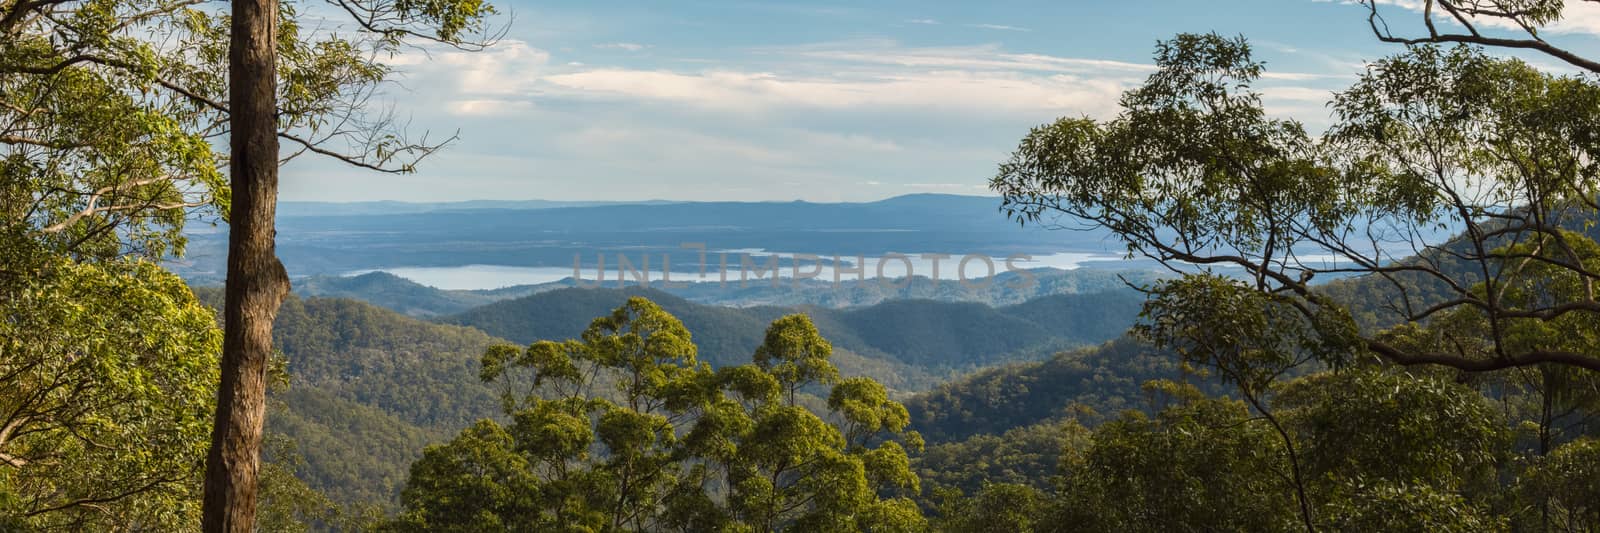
[
  {"left": 173, "top": 193, "right": 1117, "bottom": 282},
  {"left": 276, "top": 193, "right": 994, "bottom": 218},
  {"left": 293, "top": 266, "right": 1169, "bottom": 317}
]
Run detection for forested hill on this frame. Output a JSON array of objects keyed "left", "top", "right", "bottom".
[
  {"left": 904, "top": 337, "right": 1197, "bottom": 444},
  {"left": 194, "top": 289, "right": 505, "bottom": 507},
  {"left": 443, "top": 286, "right": 1143, "bottom": 379},
  {"left": 189, "top": 285, "right": 1142, "bottom": 508},
  {"left": 293, "top": 271, "right": 518, "bottom": 317},
  {"left": 897, "top": 219, "right": 1600, "bottom": 481}
]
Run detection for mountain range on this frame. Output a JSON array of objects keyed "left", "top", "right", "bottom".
[{"left": 172, "top": 194, "right": 1125, "bottom": 283}]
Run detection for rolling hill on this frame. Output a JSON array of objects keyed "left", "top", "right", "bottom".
[
  {"left": 442, "top": 286, "right": 1145, "bottom": 389},
  {"left": 195, "top": 289, "right": 506, "bottom": 507},
  {"left": 194, "top": 282, "right": 1145, "bottom": 508}
]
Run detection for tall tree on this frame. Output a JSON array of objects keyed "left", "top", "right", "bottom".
[
  {"left": 202, "top": 0, "right": 287, "bottom": 526},
  {"left": 1, "top": 0, "right": 497, "bottom": 527},
  {"left": 203, "top": 0, "right": 497, "bottom": 529},
  {"left": 992, "top": 33, "right": 1600, "bottom": 374}
]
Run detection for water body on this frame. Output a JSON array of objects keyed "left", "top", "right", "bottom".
[{"left": 346, "top": 251, "right": 1126, "bottom": 290}]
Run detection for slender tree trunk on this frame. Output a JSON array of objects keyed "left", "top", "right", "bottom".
[
  {"left": 1243, "top": 392, "right": 1316, "bottom": 533},
  {"left": 202, "top": 0, "right": 286, "bottom": 527}
]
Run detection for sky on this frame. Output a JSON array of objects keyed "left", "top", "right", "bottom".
[{"left": 278, "top": 0, "right": 1600, "bottom": 203}]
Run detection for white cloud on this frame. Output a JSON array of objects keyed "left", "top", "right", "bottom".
[
  {"left": 362, "top": 35, "right": 1358, "bottom": 202},
  {"left": 563, "top": 126, "right": 792, "bottom": 165},
  {"left": 1259, "top": 71, "right": 1355, "bottom": 81},
  {"left": 905, "top": 18, "right": 939, "bottom": 25},
  {"left": 541, "top": 68, "right": 1126, "bottom": 115},
  {"left": 391, "top": 38, "right": 1347, "bottom": 125},
  {"left": 594, "top": 42, "right": 648, "bottom": 52},
  {"left": 1551, "top": 4, "right": 1600, "bottom": 34},
  {"left": 797, "top": 131, "right": 904, "bottom": 153},
  {"left": 786, "top": 42, "right": 1154, "bottom": 74},
  {"left": 388, "top": 40, "right": 1119, "bottom": 117},
  {"left": 525, "top": 41, "right": 1141, "bottom": 116},
  {"left": 392, "top": 39, "right": 551, "bottom": 98},
  {"left": 447, "top": 99, "right": 534, "bottom": 115}
]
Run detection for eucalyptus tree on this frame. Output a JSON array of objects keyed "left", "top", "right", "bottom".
[
  {"left": 0, "top": 252, "right": 221, "bottom": 529},
  {"left": 1519, "top": 437, "right": 1600, "bottom": 530},
  {"left": 1, "top": 0, "right": 498, "bottom": 527},
  {"left": 993, "top": 33, "right": 1600, "bottom": 374},
  {"left": 1050, "top": 382, "right": 1303, "bottom": 533},
  {"left": 1273, "top": 369, "right": 1509, "bottom": 531},
  {"left": 385, "top": 298, "right": 927, "bottom": 532},
  {"left": 991, "top": 30, "right": 1600, "bottom": 531}
]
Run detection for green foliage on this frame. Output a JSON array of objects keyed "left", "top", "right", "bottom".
[
  {"left": 916, "top": 422, "right": 1086, "bottom": 500},
  {"left": 1315, "top": 481, "right": 1505, "bottom": 533},
  {"left": 922, "top": 368, "right": 1538, "bottom": 532},
  {"left": 755, "top": 314, "right": 841, "bottom": 403},
  {"left": 385, "top": 299, "right": 927, "bottom": 531},
  {"left": 0, "top": 243, "right": 220, "bottom": 530},
  {"left": 1138, "top": 274, "right": 1360, "bottom": 394},
  {"left": 386, "top": 420, "right": 541, "bottom": 532},
  {"left": 951, "top": 29, "right": 1600, "bottom": 530},
  {"left": 1274, "top": 369, "right": 1509, "bottom": 497},
  {"left": 933, "top": 483, "right": 1046, "bottom": 533},
  {"left": 1052, "top": 386, "right": 1302, "bottom": 532},
  {"left": 995, "top": 30, "right": 1600, "bottom": 377},
  {"left": 1519, "top": 438, "right": 1600, "bottom": 531},
  {"left": 993, "top": 32, "right": 1328, "bottom": 261}
]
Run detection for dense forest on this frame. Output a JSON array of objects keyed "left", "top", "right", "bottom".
[
  {"left": 8, "top": 0, "right": 1600, "bottom": 531},
  {"left": 179, "top": 285, "right": 1143, "bottom": 517}
]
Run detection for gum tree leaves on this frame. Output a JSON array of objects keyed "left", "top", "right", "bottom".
[
  {"left": 386, "top": 300, "right": 926, "bottom": 532},
  {"left": 0, "top": 251, "right": 221, "bottom": 529}
]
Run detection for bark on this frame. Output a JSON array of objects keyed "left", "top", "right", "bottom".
[{"left": 201, "top": 0, "right": 287, "bottom": 528}]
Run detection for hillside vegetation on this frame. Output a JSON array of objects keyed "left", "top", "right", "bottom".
[
  {"left": 195, "top": 289, "right": 505, "bottom": 507},
  {"left": 445, "top": 287, "right": 1142, "bottom": 387}
]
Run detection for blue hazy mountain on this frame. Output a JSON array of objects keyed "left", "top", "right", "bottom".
[
  {"left": 294, "top": 267, "right": 1170, "bottom": 317},
  {"left": 172, "top": 194, "right": 1120, "bottom": 282}
]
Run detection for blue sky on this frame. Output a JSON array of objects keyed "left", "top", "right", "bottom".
[{"left": 279, "top": 0, "right": 1600, "bottom": 203}]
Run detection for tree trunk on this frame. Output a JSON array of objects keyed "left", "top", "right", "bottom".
[{"left": 201, "top": 0, "right": 286, "bottom": 527}]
